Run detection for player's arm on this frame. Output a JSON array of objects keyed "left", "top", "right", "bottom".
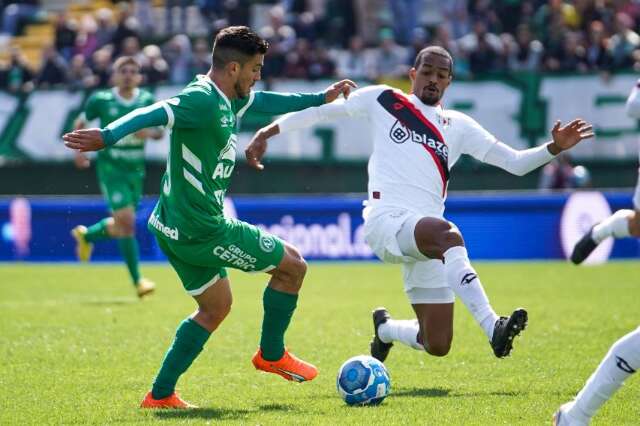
[
  {"left": 625, "top": 81, "right": 640, "bottom": 118},
  {"left": 246, "top": 85, "right": 377, "bottom": 170},
  {"left": 134, "top": 95, "right": 165, "bottom": 140},
  {"left": 239, "top": 80, "right": 356, "bottom": 118},
  {"left": 63, "top": 102, "right": 169, "bottom": 152},
  {"left": 482, "top": 120, "right": 594, "bottom": 176}
]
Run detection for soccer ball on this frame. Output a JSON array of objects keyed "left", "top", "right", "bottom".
[{"left": 336, "top": 355, "right": 391, "bottom": 406}]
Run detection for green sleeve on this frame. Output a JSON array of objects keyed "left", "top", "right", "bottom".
[
  {"left": 165, "top": 87, "right": 215, "bottom": 129},
  {"left": 100, "top": 103, "right": 168, "bottom": 146},
  {"left": 235, "top": 91, "right": 325, "bottom": 118},
  {"left": 83, "top": 93, "right": 100, "bottom": 121}
]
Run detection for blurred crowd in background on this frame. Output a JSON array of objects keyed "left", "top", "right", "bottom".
[{"left": 1, "top": 0, "right": 640, "bottom": 93}]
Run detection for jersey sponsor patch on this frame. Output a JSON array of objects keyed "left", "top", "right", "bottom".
[{"left": 377, "top": 89, "right": 449, "bottom": 195}]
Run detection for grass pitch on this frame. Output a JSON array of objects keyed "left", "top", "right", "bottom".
[{"left": 0, "top": 261, "right": 638, "bottom": 425}]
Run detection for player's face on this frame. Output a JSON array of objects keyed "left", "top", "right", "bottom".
[
  {"left": 409, "top": 53, "right": 452, "bottom": 106},
  {"left": 114, "top": 64, "right": 141, "bottom": 90},
  {"left": 234, "top": 54, "right": 263, "bottom": 98}
]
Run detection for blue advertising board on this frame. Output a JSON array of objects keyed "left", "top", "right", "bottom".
[{"left": 0, "top": 192, "right": 638, "bottom": 262}]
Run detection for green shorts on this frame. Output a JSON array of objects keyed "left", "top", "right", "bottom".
[
  {"left": 154, "top": 218, "right": 286, "bottom": 296},
  {"left": 96, "top": 160, "right": 144, "bottom": 211}
]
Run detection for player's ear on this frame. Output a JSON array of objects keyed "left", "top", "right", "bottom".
[{"left": 408, "top": 67, "right": 416, "bottom": 83}]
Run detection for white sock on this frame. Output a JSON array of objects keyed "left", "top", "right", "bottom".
[
  {"left": 592, "top": 209, "right": 633, "bottom": 243},
  {"left": 378, "top": 319, "right": 423, "bottom": 350},
  {"left": 443, "top": 246, "right": 499, "bottom": 340},
  {"left": 569, "top": 327, "right": 640, "bottom": 422}
]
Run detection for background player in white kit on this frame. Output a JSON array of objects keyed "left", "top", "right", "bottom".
[
  {"left": 570, "top": 79, "right": 640, "bottom": 264},
  {"left": 245, "top": 46, "right": 594, "bottom": 361},
  {"left": 553, "top": 326, "right": 639, "bottom": 425}
]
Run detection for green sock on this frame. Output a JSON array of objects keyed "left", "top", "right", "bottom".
[
  {"left": 151, "top": 318, "right": 211, "bottom": 400},
  {"left": 84, "top": 218, "right": 111, "bottom": 243},
  {"left": 117, "top": 237, "right": 141, "bottom": 285},
  {"left": 260, "top": 286, "right": 298, "bottom": 361}
]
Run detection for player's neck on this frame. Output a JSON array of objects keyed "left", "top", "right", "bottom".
[
  {"left": 116, "top": 87, "right": 135, "bottom": 99},
  {"left": 207, "top": 69, "right": 237, "bottom": 100}
]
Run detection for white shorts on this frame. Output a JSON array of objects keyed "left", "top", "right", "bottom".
[
  {"left": 633, "top": 168, "right": 640, "bottom": 210},
  {"left": 363, "top": 205, "right": 455, "bottom": 304}
]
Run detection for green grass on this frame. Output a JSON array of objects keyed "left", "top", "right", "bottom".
[{"left": 0, "top": 261, "right": 638, "bottom": 425}]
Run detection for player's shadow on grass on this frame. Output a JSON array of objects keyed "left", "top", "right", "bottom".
[
  {"left": 393, "top": 387, "right": 451, "bottom": 398},
  {"left": 153, "top": 404, "right": 297, "bottom": 420}
]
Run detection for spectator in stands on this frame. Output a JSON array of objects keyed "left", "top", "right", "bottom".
[
  {"left": 112, "top": 2, "right": 141, "bottom": 56},
  {"left": 284, "top": 38, "right": 313, "bottom": 79},
  {"left": 67, "top": 54, "right": 95, "bottom": 91},
  {"left": 457, "top": 20, "right": 504, "bottom": 76},
  {"left": 441, "top": 0, "right": 470, "bottom": 40},
  {"left": 308, "top": 44, "right": 336, "bottom": 80},
  {"left": 258, "top": 26, "right": 287, "bottom": 82},
  {"left": 388, "top": 0, "right": 420, "bottom": 46},
  {"left": 1, "top": 0, "right": 40, "bottom": 36},
  {"left": 505, "top": 24, "right": 544, "bottom": 72},
  {"left": 585, "top": 20, "right": 612, "bottom": 71},
  {"left": 0, "top": 47, "right": 34, "bottom": 93},
  {"left": 75, "top": 15, "right": 99, "bottom": 59},
  {"left": 335, "top": 35, "right": 369, "bottom": 80},
  {"left": 165, "top": 0, "right": 190, "bottom": 35},
  {"left": 133, "top": 0, "right": 155, "bottom": 37},
  {"left": 141, "top": 44, "right": 169, "bottom": 86},
  {"left": 54, "top": 12, "right": 77, "bottom": 62},
  {"left": 368, "top": 28, "right": 408, "bottom": 80},
  {"left": 94, "top": 8, "right": 115, "bottom": 51},
  {"left": 37, "top": 45, "right": 68, "bottom": 89},
  {"left": 608, "top": 12, "right": 640, "bottom": 69},
  {"left": 89, "top": 48, "right": 112, "bottom": 88},
  {"left": 554, "top": 31, "right": 589, "bottom": 72},
  {"left": 163, "top": 33, "right": 192, "bottom": 84},
  {"left": 189, "top": 37, "right": 211, "bottom": 76},
  {"left": 120, "top": 36, "right": 145, "bottom": 65}
]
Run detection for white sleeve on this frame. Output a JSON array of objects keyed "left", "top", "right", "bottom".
[
  {"left": 625, "top": 81, "right": 640, "bottom": 118},
  {"left": 483, "top": 141, "right": 555, "bottom": 176},
  {"left": 275, "top": 100, "right": 351, "bottom": 133},
  {"left": 275, "top": 85, "right": 381, "bottom": 133},
  {"left": 453, "top": 110, "right": 499, "bottom": 160}
]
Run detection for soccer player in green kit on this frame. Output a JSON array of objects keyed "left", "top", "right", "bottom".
[
  {"left": 63, "top": 26, "right": 355, "bottom": 408},
  {"left": 71, "top": 56, "right": 162, "bottom": 298}
]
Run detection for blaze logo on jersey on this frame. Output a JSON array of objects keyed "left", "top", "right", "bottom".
[{"left": 377, "top": 90, "right": 449, "bottom": 195}]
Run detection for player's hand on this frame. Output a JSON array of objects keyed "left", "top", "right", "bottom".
[
  {"left": 324, "top": 79, "right": 357, "bottom": 103},
  {"left": 74, "top": 152, "right": 90, "bottom": 169},
  {"left": 549, "top": 119, "right": 594, "bottom": 154},
  {"left": 134, "top": 129, "right": 150, "bottom": 139},
  {"left": 63, "top": 128, "right": 106, "bottom": 152},
  {"left": 245, "top": 131, "right": 268, "bottom": 171}
]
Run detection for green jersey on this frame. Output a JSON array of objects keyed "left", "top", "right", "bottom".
[
  {"left": 83, "top": 88, "right": 156, "bottom": 170},
  {"left": 149, "top": 74, "right": 325, "bottom": 242}
]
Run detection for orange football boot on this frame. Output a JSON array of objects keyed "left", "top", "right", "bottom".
[
  {"left": 252, "top": 349, "right": 318, "bottom": 382},
  {"left": 140, "top": 391, "right": 197, "bottom": 409}
]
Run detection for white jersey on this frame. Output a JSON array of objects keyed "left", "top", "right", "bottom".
[
  {"left": 339, "top": 85, "right": 499, "bottom": 216},
  {"left": 276, "top": 84, "right": 554, "bottom": 216}
]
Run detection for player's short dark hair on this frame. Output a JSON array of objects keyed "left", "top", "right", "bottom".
[
  {"left": 414, "top": 46, "right": 453, "bottom": 75},
  {"left": 212, "top": 26, "right": 269, "bottom": 69},
  {"left": 112, "top": 56, "right": 141, "bottom": 72}
]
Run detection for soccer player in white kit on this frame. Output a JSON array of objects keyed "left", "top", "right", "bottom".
[
  {"left": 570, "top": 79, "right": 640, "bottom": 264},
  {"left": 246, "top": 46, "right": 594, "bottom": 360},
  {"left": 553, "top": 326, "right": 639, "bottom": 425}
]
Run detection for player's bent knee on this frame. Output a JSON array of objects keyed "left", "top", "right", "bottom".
[
  {"left": 424, "top": 340, "right": 451, "bottom": 357},
  {"left": 629, "top": 211, "right": 640, "bottom": 236},
  {"left": 415, "top": 218, "right": 464, "bottom": 259}
]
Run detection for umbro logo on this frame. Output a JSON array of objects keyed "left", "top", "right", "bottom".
[
  {"left": 275, "top": 367, "right": 306, "bottom": 382},
  {"left": 460, "top": 273, "right": 477, "bottom": 286},
  {"left": 615, "top": 356, "right": 636, "bottom": 374}
]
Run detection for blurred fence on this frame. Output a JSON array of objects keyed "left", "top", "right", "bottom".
[
  {"left": 1, "top": 72, "right": 640, "bottom": 163},
  {"left": 1, "top": 191, "right": 637, "bottom": 262}
]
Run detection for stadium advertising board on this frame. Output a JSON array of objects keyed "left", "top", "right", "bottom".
[{"left": 0, "top": 192, "right": 637, "bottom": 262}]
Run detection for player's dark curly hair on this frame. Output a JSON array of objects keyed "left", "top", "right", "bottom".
[
  {"left": 414, "top": 46, "right": 453, "bottom": 75},
  {"left": 212, "top": 26, "right": 269, "bottom": 69}
]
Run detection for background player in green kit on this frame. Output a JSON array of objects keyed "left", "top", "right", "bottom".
[
  {"left": 63, "top": 26, "right": 356, "bottom": 408},
  {"left": 71, "top": 56, "right": 162, "bottom": 298}
]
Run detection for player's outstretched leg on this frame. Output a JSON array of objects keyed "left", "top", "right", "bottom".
[
  {"left": 370, "top": 307, "right": 395, "bottom": 362},
  {"left": 141, "top": 276, "right": 232, "bottom": 409},
  {"left": 553, "top": 326, "right": 640, "bottom": 425},
  {"left": 252, "top": 244, "right": 317, "bottom": 382},
  {"left": 71, "top": 225, "right": 94, "bottom": 262},
  {"left": 571, "top": 209, "right": 634, "bottom": 264}
]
